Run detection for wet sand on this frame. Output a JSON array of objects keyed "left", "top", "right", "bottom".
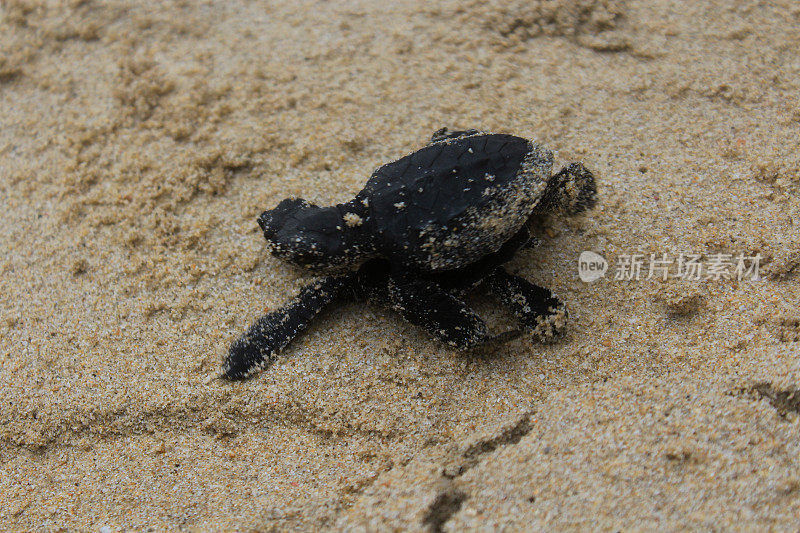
[{"left": 1, "top": 0, "right": 799, "bottom": 530}]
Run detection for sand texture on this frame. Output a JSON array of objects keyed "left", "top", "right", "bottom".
[{"left": 2, "top": 0, "right": 800, "bottom": 530}]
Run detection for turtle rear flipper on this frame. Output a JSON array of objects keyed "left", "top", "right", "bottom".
[{"left": 534, "top": 162, "right": 597, "bottom": 215}]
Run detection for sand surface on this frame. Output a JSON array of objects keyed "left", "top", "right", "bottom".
[{"left": 1, "top": 0, "right": 800, "bottom": 530}]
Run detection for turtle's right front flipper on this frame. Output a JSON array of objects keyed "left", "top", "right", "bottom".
[{"left": 223, "top": 275, "right": 355, "bottom": 379}]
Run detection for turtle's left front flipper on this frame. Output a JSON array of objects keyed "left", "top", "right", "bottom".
[
  {"left": 487, "top": 268, "right": 568, "bottom": 342},
  {"left": 223, "top": 275, "right": 355, "bottom": 379}
]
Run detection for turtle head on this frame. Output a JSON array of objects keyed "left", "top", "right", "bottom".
[
  {"left": 258, "top": 197, "right": 371, "bottom": 271},
  {"left": 536, "top": 162, "right": 597, "bottom": 216}
]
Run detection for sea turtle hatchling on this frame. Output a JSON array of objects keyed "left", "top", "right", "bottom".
[{"left": 223, "top": 128, "right": 597, "bottom": 379}]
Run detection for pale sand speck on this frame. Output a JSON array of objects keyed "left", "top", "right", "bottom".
[{"left": 343, "top": 212, "right": 363, "bottom": 227}]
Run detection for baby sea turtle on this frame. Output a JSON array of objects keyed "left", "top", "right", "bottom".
[{"left": 224, "top": 128, "right": 597, "bottom": 379}]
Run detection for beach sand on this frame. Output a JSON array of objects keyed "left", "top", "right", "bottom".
[{"left": 1, "top": 0, "right": 799, "bottom": 530}]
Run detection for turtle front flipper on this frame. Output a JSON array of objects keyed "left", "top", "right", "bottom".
[
  {"left": 223, "top": 275, "right": 355, "bottom": 379},
  {"left": 487, "top": 268, "right": 568, "bottom": 342},
  {"left": 371, "top": 275, "right": 492, "bottom": 349}
]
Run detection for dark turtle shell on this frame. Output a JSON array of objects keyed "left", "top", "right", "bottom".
[{"left": 355, "top": 133, "right": 553, "bottom": 271}]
